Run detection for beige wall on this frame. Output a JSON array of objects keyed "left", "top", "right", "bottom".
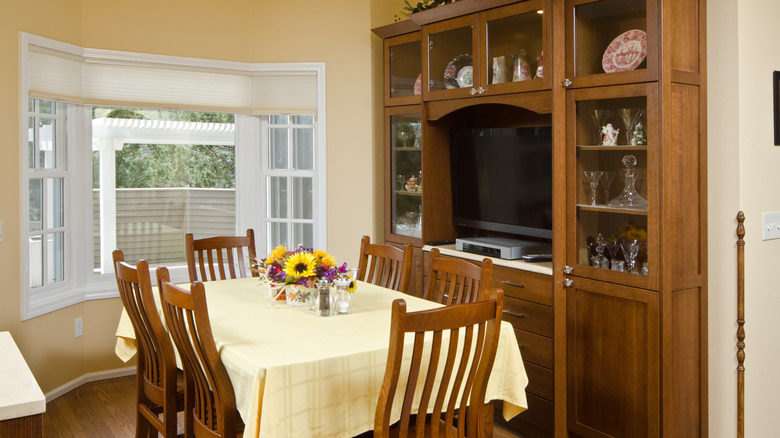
[
  {"left": 709, "top": 0, "right": 780, "bottom": 435},
  {"left": 0, "top": 0, "right": 379, "bottom": 393}
]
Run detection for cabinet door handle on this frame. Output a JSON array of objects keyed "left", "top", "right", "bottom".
[
  {"left": 500, "top": 280, "right": 525, "bottom": 289},
  {"left": 503, "top": 310, "right": 525, "bottom": 318},
  {"left": 564, "top": 278, "right": 574, "bottom": 287},
  {"left": 563, "top": 265, "right": 573, "bottom": 274},
  {"left": 470, "top": 88, "right": 478, "bottom": 95},
  {"left": 563, "top": 78, "right": 573, "bottom": 87},
  {"left": 478, "top": 87, "right": 486, "bottom": 94}
]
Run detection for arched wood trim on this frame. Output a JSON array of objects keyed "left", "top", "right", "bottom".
[{"left": 736, "top": 211, "right": 745, "bottom": 438}]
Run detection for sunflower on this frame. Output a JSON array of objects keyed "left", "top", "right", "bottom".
[
  {"left": 283, "top": 251, "right": 317, "bottom": 279},
  {"left": 271, "top": 245, "right": 287, "bottom": 260}
]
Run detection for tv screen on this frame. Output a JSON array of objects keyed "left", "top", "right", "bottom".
[{"left": 450, "top": 126, "right": 553, "bottom": 240}]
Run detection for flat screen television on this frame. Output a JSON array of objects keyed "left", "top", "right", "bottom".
[{"left": 450, "top": 126, "right": 553, "bottom": 240}]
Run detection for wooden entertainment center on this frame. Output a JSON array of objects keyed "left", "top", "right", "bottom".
[{"left": 373, "top": 0, "right": 707, "bottom": 436}]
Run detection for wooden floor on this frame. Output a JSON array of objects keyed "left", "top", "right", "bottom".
[{"left": 43, "top": 375, "right": 519, "bottom": 437}]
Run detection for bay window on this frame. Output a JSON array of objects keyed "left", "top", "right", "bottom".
[{"left": 21, "top": 33, "right": 326, "bottom": 319}]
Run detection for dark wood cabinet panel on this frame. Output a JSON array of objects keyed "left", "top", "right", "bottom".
[{"left": 566, "top": 277, "right": 660, "bottom": 438}]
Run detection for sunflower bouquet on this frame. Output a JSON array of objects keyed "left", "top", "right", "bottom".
[{"left": 257, "top": 246, "right": 349, "bottom": 289}]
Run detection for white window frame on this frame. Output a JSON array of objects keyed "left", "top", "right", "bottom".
[{"left": 20, "top": 36, "right": 326, "bottom": 320}]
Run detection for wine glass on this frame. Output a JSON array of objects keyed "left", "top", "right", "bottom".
[
  {"left": 607, "top": 239, "right": 624, "bottom": 271},
  {"left": 601, "top": 171, "right": 615, "bottom": 205},
  {"left": 583, "top": 171, "right": 603, "bottom": 206},
  {"left": 590, "top": 109, "right": 615, "bottom": 145},
  {"left": 621, "top": 239, "right": 640, "bottom": 274},
  {"left": 618, "top": 108, "right": 642, "bottom": 145}
]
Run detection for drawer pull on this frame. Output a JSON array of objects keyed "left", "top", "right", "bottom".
[
  {"left": 500, "top": 280, "right": 525, "bottom": 289},
  {"left": 518, "top": 344, "right": 525, "bottom": 349},
  {"left": 503, "top": 311, "right": 525, "bottom": 318}
]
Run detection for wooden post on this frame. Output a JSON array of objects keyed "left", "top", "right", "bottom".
[{"left": 736, "top": 211, "right": 745, "bottom": 438}]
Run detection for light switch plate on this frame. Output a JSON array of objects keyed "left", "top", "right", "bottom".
[
  {"left": 0, "top": 220, "right": 3, "bottom": 242},
  {"left": 762, "top": 212, "right": 780, "bottom": 240}
]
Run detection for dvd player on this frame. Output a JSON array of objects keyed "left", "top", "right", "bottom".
[{"left": 455, "top": 236, "right": 551, "bottom": 260}]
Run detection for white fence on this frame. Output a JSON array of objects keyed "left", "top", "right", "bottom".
[{"left": 93, "top": 188, "right": 236, "bottom": 266}]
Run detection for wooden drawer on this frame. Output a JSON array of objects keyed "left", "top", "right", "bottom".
[
  {"left": 492, "top": 392, "right": 553, "bottom": 437},
  {"left": 503, "top": 295, "right": 553, "bottom": 338},
  {"left": 514, "top": 328, "right": 553, "bottom": 370},
  {"left": 492, "top": 265, "right": 552, "bottom": 306},
  {"left": 524, "top": 361, "right": 553, "bottom": 402}
]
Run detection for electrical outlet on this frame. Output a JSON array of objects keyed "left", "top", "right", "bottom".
[
  {"left": 75, "top": 317, "right": 83, "bottom": 338},
  {"left": 763, "top": 212, "right": 780, "bottom": 240}
]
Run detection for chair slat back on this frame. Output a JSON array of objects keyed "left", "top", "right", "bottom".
[
  {"left": 113, "top": 250, "right": 180, "bottom": 437},
  {"left": 157, "top": 267, "right": 242, "bottom": 438},
  {"left": 357, "top": 235, "right": 413, "bottom": 293},
  {"left": 424, "top": 248, "right": 493, "bottom": 305},
  {"left": 114, "top": 250, "right": 175, "bottom": 392},
  {"left": 375, "top": 288, "right": 504, "bottom": 438},
  {"left": 186, "top": 229, "right": 258, "bottom": 282}
]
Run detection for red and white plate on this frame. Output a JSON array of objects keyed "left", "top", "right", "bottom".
[{"left": 602, "top": 29, "right": 647, "bottom": 73}]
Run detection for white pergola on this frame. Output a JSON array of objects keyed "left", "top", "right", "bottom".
[{"left": 91, "top": 117, "right": 236, "bottom": 272}]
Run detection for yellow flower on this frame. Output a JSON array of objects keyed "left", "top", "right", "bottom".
[
  {"left": 271, "top": 245, "right": 287, "bottom": 260},
  {"left": 264, "top": 256, "right": 275, "bottom": 265},
  {"left": 283, "top": 251, "right": 316, "bottom": 279}
]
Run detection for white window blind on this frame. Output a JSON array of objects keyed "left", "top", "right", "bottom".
[
  {"left": 23, "top": 33, "right": 319, "bottom": 115},
  {"left": 251, "top": 73, "right": 317, "bottom": 115},
  {"left": 28, "top": 45, "right": 84, "bottom": 104}
]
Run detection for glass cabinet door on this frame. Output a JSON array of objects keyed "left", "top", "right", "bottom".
[
  {"left": 386, "top": 108, "right": 423, "bottom": 242},
  {"left": 385, "top": 32, "right": 422, "bottom": 106},
  {"left": 422, "top": 15, "right": 478, "bottom": 100},
  {"left": 567, "top": 83, "right": 658, "bottom": 290},
  {"left": 482, "top": 0, "right": 549, "bottom": 93},
  {"left": 566, "top": 0, "right": 657, "bottom": 88}
]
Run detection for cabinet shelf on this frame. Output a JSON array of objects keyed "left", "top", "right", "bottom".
[
  {"left": 395, "top": 191, "right": 423, "bottom": 197},
  {"left": 577, "top": 145, "right": 648, "bottom": 151},
  {"left": 576, "top": 204, "right": 648, "bottom": 215}
]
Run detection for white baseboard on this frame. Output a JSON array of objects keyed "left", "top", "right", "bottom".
[{"left": 45, "top": 366, "right": 135, "bottom": 402}]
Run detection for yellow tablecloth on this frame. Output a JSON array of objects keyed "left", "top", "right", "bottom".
[{"left": 115, "top": 278, "right": 528, "bottom": 437}]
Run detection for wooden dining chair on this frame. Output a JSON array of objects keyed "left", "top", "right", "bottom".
[
  {"left": 357, "top": 235, "right": 414, "bottom": 293},
  {"left": 185, "top": 228, "right": 259, "bottom": 282},
  {"left": 112, "top": 250, "right": 185, "bottom": 438},
  {"left": 374, "top": 287, "right": 504, "bottom": 438},
  {"left": 423, "top": 247, "right": 493, "bottom": 305},
  {"left": 157, "top": 267, "right": 244, "bottom": 438}
]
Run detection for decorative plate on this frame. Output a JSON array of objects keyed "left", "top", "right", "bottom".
[
  {"left": 413, "top": 74, "right": 422, "bottom": 95},
  {"left": 602, "top": 29, "right": 647, "bottom": 73},
  {"left": 443, "top": 54, "right": 473, "bottom": 89},
  {"left": 456, "top": 66, "right": 473, "bottom": 88}
]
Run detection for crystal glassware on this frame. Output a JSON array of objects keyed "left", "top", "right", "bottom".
[
  {"left": 583, "top": 171, "right": 603, "bottom": 206},
  {"left": 608, "top": 155, "right": 648, "bottom": 208},
  {"left": 595, "top": 233, "right": 609, "bottom": 269},
  {"left": 618, "top": 108, "right": 644, "bottom": 145},
  {"left": 601, "top": 171, "right": 615, "bottom": 204},
  {"left": 607, "top": 239, "right": 623, "bottom": 271},
  {"left": 621, "top": 239, "right": 640, "bottom": 274}
]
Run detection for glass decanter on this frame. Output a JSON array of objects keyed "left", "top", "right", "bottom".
[{"left": 608, "top": 155, "right": 647, "bottom": 208}]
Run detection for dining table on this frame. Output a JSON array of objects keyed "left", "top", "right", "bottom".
[{"left": 115, "top": 278, "right": 529, "bottom": 438}]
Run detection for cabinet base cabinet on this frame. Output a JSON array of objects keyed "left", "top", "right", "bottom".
[{"left": 566, "top": 278, "right": 660, "bottom": 438}]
